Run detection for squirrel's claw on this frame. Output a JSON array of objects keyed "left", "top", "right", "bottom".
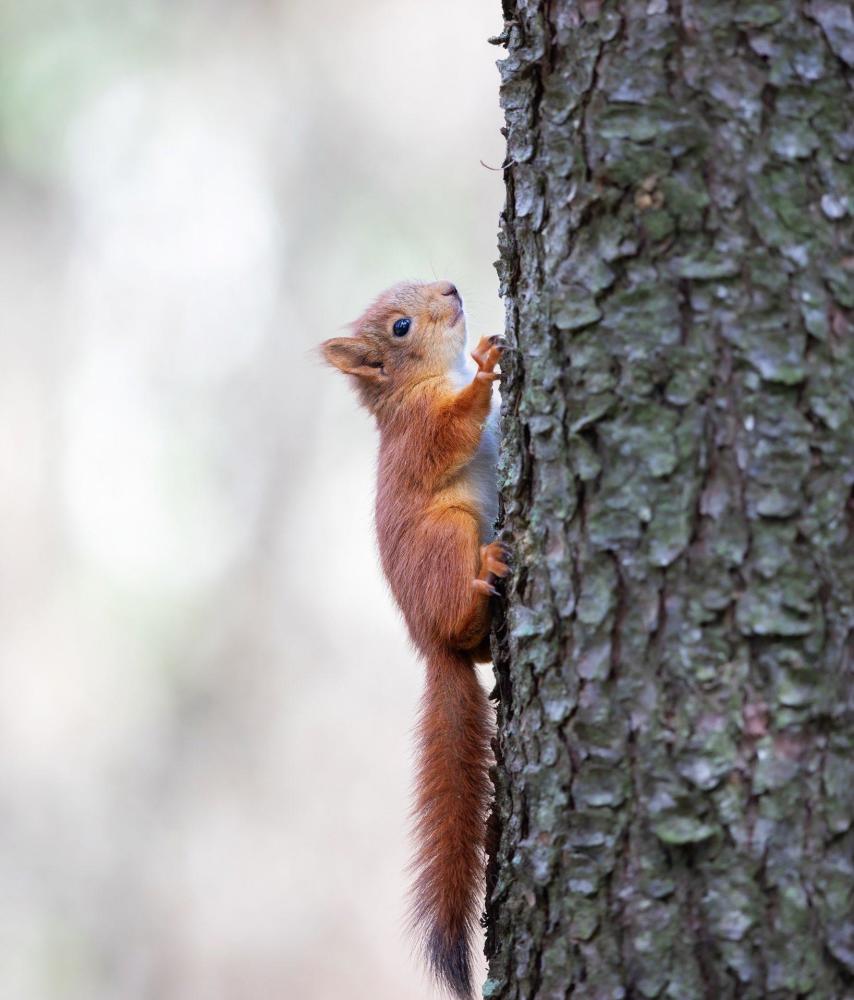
[
  {"left": 473, "top": 541, "right": 510, "bottom": 599},
  {"left": 472, "top": 335, "right": 505, "bottom": 375}
]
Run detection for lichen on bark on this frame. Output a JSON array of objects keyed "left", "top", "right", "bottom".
[{"left": 485, "top": 1, "right": 853, "bottom": 997}]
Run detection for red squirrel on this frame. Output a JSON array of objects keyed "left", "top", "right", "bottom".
[{"left": 321, "top": 280, "right": 507, "bottom": 999}]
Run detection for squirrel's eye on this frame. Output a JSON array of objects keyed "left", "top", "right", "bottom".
[{"left": 393, "top": 317, "right": 412, "bottom": 337}]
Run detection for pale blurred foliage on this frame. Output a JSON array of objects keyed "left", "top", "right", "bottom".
[{"left": 0, "top": 1, "right": 504, "bottom": 998}]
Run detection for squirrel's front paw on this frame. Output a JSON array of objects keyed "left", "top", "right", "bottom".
[{"left": 472, "top": 335, "right": 505, "bottom": 381}]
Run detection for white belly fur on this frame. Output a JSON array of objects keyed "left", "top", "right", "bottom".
[{"left": 450, "top": 357, "right": 500, "bottom": 543}]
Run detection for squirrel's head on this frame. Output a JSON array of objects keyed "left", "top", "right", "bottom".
[{"left": 321, "top": 280, "right": 466, "bottom": 415}]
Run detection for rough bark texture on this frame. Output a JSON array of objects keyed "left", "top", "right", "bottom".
[{"left": 485, "top": 2, "right": 853, "bottom": 997}]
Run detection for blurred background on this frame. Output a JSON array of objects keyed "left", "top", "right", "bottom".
[{"left": 0, "top": 2, "right": 504, "bottom": 998}]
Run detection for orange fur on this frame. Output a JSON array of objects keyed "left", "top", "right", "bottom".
[{"left": 321, "top": 281, "right": 507, "bottom": 998}]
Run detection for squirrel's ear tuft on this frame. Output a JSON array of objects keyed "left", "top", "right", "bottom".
[{"left": 321, "top": 337, "right": 386, "bottom": 380}]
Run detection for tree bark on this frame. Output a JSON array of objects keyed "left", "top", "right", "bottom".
[{"left": 485, "top": 2, "right": 853, "bottom": 997}]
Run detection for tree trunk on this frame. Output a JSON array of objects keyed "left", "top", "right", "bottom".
[{"left": 485, "top": 2, "right": 853, "bottom": 997}]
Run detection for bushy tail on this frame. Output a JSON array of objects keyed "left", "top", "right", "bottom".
[{"left": 409, "top": 648, "right": 493, "bottom": 999}]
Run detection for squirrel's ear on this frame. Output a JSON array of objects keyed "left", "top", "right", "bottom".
[{"left": 321, "top": 337, "right": 387, "bottom": 380}]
